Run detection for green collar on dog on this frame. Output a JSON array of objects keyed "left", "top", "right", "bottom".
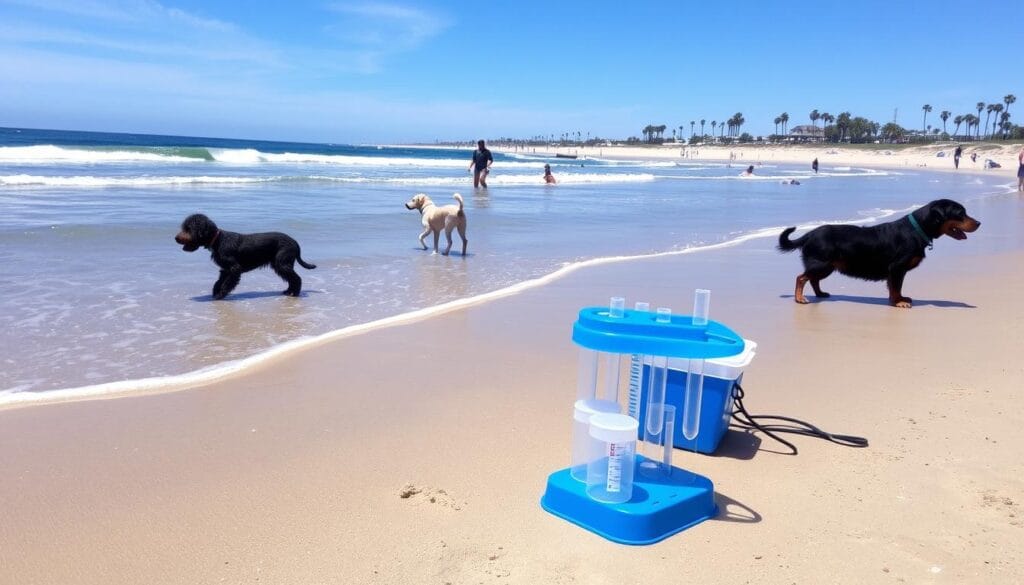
[{"left": 907, "top": 214, "right": 933, "bottom": 249}]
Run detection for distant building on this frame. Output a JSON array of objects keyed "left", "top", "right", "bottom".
[{"left": 788, "top": 125, "right": 825, "bottom": 142}]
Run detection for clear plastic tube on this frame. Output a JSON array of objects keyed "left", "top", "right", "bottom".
[
  {"left": 645, "top": 308, "right": 671, "bottom": 437},
  {"left": 692, "top": 289, "right": 711, "bottom": 326},
  {"left": 644, "top": 354, "right": 668, "bottom": 437},
  {"left": 682, "top": 290, "right": 710, "bottom": 441},
  {"left": 609, "top": 296, "right": 625, "bottom": 318},
  {"left": 681, "top": 358, "right": 704, "bottom": 441},
  {"left": 626, "top": 301, "right": 649, "bottom": 419},
  {"left": 662, "top": 405, "right": 676, "bottom": 473},
  {"left": 602, "top": 352, "right": 621, "bottom": 403},
  {"left": 576, "top": 349, "right": 597, "bottom": 400}
]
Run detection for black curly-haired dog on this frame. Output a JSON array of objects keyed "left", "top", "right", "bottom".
[
  {"left": 174, "top": 213, "right": 316, "bottom": 300},
  {"left": 778, "top": 199, "right": 980, "bottom": 308}
]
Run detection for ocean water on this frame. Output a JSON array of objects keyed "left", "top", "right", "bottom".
[{"left": 0, "top": 127, "right": 1010, "bottom": 400}]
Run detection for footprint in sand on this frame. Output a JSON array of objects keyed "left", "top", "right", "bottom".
[{"left": 398, "top": 483, "right": 465, "bottom": 511}]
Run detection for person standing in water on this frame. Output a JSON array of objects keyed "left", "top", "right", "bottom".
[
  {"left": 543, "top": 163, "right": 557, "bottom": 184},
  {"left": 468, "top": 139, "right": 493, "bottom": 188},
  {"left": 953, "top": 144, "right": 962, "bottom": 169},
  {"left": 812, "top": 158, "right": 819, "bottom": 173},
  {"left": 1017, "top": 147, "right": 1024, "bottom": 192}
]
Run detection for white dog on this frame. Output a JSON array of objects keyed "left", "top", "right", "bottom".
[{"left": 404, "top": 193, "right": 468, "bottom": 256}]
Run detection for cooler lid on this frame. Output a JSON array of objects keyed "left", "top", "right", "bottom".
[{"left": 572, "top": 306, "right": 744, "bottom": 359}]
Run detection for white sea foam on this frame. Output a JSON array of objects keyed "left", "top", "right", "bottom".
[
  {"left": 0, "top": 203, "right": 910, "bottom": 412},
  {"left": 0, "top": 172, "right": 655, "bottom": 188},
  {"left": 0, "top": 174, "right": 276, "bottom": 187},
  {"left": 207, "top": 149, "right": 548, "bottom": 169},
  {"left": 0, "top": 145, "right": 197, "bottom": 163}
]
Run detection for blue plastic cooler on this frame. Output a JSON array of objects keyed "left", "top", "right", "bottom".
[{"left": 636, "top": 341, "right": 757, "bottom": 454}]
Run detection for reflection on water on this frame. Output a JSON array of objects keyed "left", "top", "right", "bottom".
[{"left": 1, "top": 152, "right": 1009, "bottom": 394}]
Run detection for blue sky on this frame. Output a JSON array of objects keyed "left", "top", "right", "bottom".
[{"left": 1, "top": 0, "right": 1020, "bottom": 144}]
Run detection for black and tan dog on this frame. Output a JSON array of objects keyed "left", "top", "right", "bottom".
[
  {"left": 778, "top": 199, "right": 980, "bottom": 308},
  {"left": 175, "top": 213, "right": 316, "bottom": 300}
]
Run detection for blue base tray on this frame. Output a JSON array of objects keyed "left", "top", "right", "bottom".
[{"left": 540, "top": 456, "right": 717, "bottom": 545}]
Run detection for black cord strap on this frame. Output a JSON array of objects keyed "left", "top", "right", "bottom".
[{"left": 730, "top": 383, "right": 869, "bottom": 455}]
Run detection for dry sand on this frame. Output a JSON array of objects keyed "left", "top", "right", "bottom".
[
  {"left": 503, "top": 141, "right": 1024, "bottom": 177},
  {"left": 1, "top": 179, "right": 1022, "bottom": 584}
]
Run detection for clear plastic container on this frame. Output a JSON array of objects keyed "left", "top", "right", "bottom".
[
  {"left": 626, "top": 301, "right": 650, "bottom": 419},
  {"left": 575, "top": 298, "right": 627, "bottom": 403},
  {"left": 571, "top": 398, "right": 621, "bottom": 481},
  {"left": 586, "top": 413, "right": 639, "bottom": 504}
]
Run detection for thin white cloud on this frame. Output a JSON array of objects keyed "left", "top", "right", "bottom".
[
  {"left": 0, "top": 0, "right": 236, "bottom": 30},
  {"left": 321, "top": 2, "right": 450, "bottom": 72},
  {"left": 0, "top": 21, "right": 281, "bottom": 66}
]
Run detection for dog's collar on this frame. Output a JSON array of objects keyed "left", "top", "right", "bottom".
[
  {"left": 907, "top": 214, "right": 933, "bottom": 249},
  {"left": 206, "top": 230, "right": 221, "bottom": 249}
]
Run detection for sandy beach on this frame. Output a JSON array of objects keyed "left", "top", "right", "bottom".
[
  {"left": 1, "top": 161, "right": 1022, "bottom": 584},
  {"left": 500, "top": 141, "right": 1024, "bottom": 177}
]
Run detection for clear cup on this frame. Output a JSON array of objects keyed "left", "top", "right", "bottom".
[
  {"left": 586, "top": 413, "right": 639, "bottom": 504},
  {"left": 571, "top": 398, "right": 620, "bottom": 481}
]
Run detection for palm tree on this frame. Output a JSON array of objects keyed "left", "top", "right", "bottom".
[
  {"left": 991, "top": 104, "right": 1003, "bottom": 137},
  {"left": 679, "top": 125, "right": 684, "bottom": 142},
  {"left": 689, "top": 121, "right": 695, "bottom": 137},
  {"left": 821, "top": 113, "right": 834, "bottom": 139},
  {"left": 672, "top": 129, "right": 677, "bottom": 142},
  {"left": 940, "top": 110, "right": 951, "bottom": 134},
  {"left": 975, "top": 102, "right": 984, "bottom": 139},
  {"left": 1003, "top": 94, "right": 1016, "bottom": 138},
  {"left": 700, "top": 119, "right": 706, "bottom": 138},
  {"left": 953, "top": 115, "right": 963, "bottom": 138},
  {"left": 780, "top": 112, "right": 789, "bottom": 135},
  {"left": 809, "top": 109, "right": 820, "bottom": 128},
  {"left": 984, "top": 104, "right": 996, "bottom": 139},
  {"left": 710, "top": 121, "right": 717, "bottom": 138},
  {"left": 836, "top": 112, "right": 851, "bottom": 142},
  {"left": 921, "top": 104, "right": 932, "bottom": 133},
  {"left": 773, "top": 116, "right": 781, "bottom": 136},
  {"left": 966, "top": 114, "right": 979, "bottom": 138}
]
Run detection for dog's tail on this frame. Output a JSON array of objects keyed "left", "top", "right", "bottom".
[
  {"left": 777, "top": 227, "right": 807, "bottom": 252},
  {"left": 453, "top": 193, "right": 464, "bottom": 217},
  {"left": 297, "top": 254, "right": 317, "bottom": 270}
]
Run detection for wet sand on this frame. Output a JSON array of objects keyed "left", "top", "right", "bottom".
[{"left": 1, "top": 192, "right": 1022, "bottom": 584}]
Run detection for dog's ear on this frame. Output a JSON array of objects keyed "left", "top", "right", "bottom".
[
  {"left": 185, "top": 214, "right": 217, "bottom": 245},
  {"left": 919, "top": 202, "right": 949, "bottom": 236}
]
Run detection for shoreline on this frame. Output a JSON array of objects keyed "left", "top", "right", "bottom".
[
  {"left": 0, "top": 199, "right": 944, "bottom": 412},
  {"left": 2, "top": 188, "right": 1021, "bottom": 584},
  {"left": 3, "top": 150, "right": 1023, "bottom": 584}
]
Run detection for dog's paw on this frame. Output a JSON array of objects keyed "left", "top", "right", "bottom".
[
  {"left": 814, "top": 291, "right": 831, "bottom": 298},
  {"left": 893, "top": 299, "right": 913, "bottom": 308}
]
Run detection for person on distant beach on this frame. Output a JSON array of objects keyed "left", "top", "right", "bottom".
[
  {"left": 971, "top": 152, "right": 977, "bottom": 164},
  {"left": 468, "top": 139, "right": 493, "bottom": 188},
  {"left": 953, "top": 144, "right": 962, "bottom": 169},
  {"left": 1018, "top": 148, "right": 1024, "bottom": 191},
  {"left": 741, "top": 165, "right": 754, "bottom": 177},
  {"left": 543, "top": 163, "right": 557, "bottom": 184},
  {"left": 812, "top": 158, "right": 819, "bottom": 173}
]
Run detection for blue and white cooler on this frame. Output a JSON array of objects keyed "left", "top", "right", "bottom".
[{"left": 636, "top": 340, "right": 756, "bottom": 454}]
